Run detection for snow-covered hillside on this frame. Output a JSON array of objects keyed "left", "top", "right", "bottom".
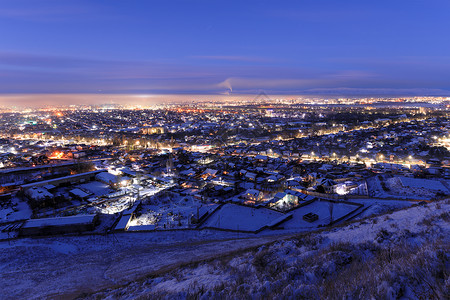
[
  {"left": 1, "top": 200, "right": 448, "bottom": 299},
  {"left": 85, "top": 200, "right": 449, "bottom": 299}
]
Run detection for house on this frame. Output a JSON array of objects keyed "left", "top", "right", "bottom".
[
  {"left": 316, "top": 178, "right": 337, "bottom": 193},
  {"left": 95, "top": 172, "right": 120, "bottom": 188},
  {"left": 244, "top": 172, "right": 257, "bottom": 181},
  {"left": 254, "top": 155, "right": 268, "bottom": 162},
  {"left": 269, "top": 191, "right": 298, "bottom": 210},
  {"left": 243, "top": 189, "right": 263, "bottom": 202},
  {"left": 72, "top": 151, "right": 86, "bottom": 159},
  {"left": 24, "top": 187, "right": 54, "bottom": 208},
  {"left": 201, "top": 168, "right": 217, "bottom": 179}
]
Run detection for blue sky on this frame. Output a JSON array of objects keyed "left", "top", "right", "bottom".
[{"left": 1, "top": 0, "right": 450, "bottom": 97}]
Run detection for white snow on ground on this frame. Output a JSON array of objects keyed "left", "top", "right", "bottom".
[
  {"left": 200, "top": 203, "right": 284, "bottom": 231},
  {"left": 84, "top": 200, "right": 449, "bottom": 300},
  {"left": 398, "top": 176, "right": 448, "bottom": 192},
  {"left": 0, "top": 198, "right": 445, "bottom": 299},
  {"left": 149, "top": 264, "right": 226, "bottom": 294},
  {"left": 386, "top": 177, "right": 440, "bottom": 198},
  {"left": 128, "top": 195, "right": 213, "bottom": 229},
  {"left": 367, "top": 175, "right": 432, "bottom": 200},
  {"left": 368, "top": 174, "right": 450, "bottom": 200},
  {"left": 0, "top": 229, "right": 281, "bottom": 299},
  {"left": 349, "top": 198, "right": 414, "bottom": 218},
  {"left": 322, "top": 201, "right": 450, "bottom": 245},
  {"left": 0, "top": 197, "right": 32, "bottom": 222},
  {"left": 95, "top": 196, "right": 135, "bottom": 214},
  {"left": 138, "top": 186, "right": 165, "bottom": 197},
  {"left": 282, "top": 200, "right": 359, "bottom": 229}
]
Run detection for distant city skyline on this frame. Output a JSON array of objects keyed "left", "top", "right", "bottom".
[
  {"left": 0, "top": 93, "right": 448, "bottom": 109},
  {"left": 1, "top": 0, "right": 450, "bottom": 99}
]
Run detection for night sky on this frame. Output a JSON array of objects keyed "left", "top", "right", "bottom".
[{"left": 1, "top": 0, "right": 450, "bottom": 105}]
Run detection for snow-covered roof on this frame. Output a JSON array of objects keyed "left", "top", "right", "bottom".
[
  {"left": 25, "top": 187, "right": 53, "bottom": 200},
  {"left": 95, "top": 172, "right": 119, "bottom": 184},
  {"left": 274, "top": 192, "right": 287, "bottom": 199},
  {"left": 42, "top": 184, "right": 56, "bottom": 190},
  {"left": 202, "top": 168, "right": 217, "bottom": 176},
  {"left": 245, "top": 172, "right": 257, "bottom": 180},
  {"left": 245, "top": 189, "right": 261, "bottom": 197},
  {"left": 69, "top": 188, "right": 90, "bottom": 199},
  {"left": 114, "top": 214, "right": 132, "bottom": 231},
  {"left": 317, "top": 178, "right": 337, "bottom": 186}
]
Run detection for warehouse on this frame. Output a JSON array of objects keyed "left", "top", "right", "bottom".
[{"left": 20, "top": 214, "right": 98, "bottom": 236}]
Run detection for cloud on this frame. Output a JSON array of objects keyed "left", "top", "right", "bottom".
[
  {"left": 304, "top": 87, "right": 450, "bottom": 96},
  {"left": 323, "top": 56, "right": 450, "bottom": 73},
  {"left": 218, "top": 79, "right": 233, "bottom": 93},
  {"left": 0, "top": 52, "right": 222, "bottom": 88},
  {"left": 0, "top": 52, "right": 102, "bottom": 69},
  {"left": 325, "top": 70, "right": 377, "bottom": 80},
  {"left": 217, "top": 77, "right": 334, "bottom": 92},
  {"left": 1, "top": 51, "right": 450, "bottom": 95},
  {"left": 191, "top": 55, "right": 273, "bottom": 63}
]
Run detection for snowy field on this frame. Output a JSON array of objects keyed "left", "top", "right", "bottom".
[
  {"left": 366, "top": 175, "right": 438, "bottom": 199},
  {"left": 385, "top": 176, "right": 447, "bottom": 199},
  {"left": 281, "top": 200, "right": 359, "bottom": 229},
  {"left": 200, "top": 203, "right": 284, "bottom": 232},
  {"left": 398, "top": 176, "right": 448, "bottom": 192}
]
